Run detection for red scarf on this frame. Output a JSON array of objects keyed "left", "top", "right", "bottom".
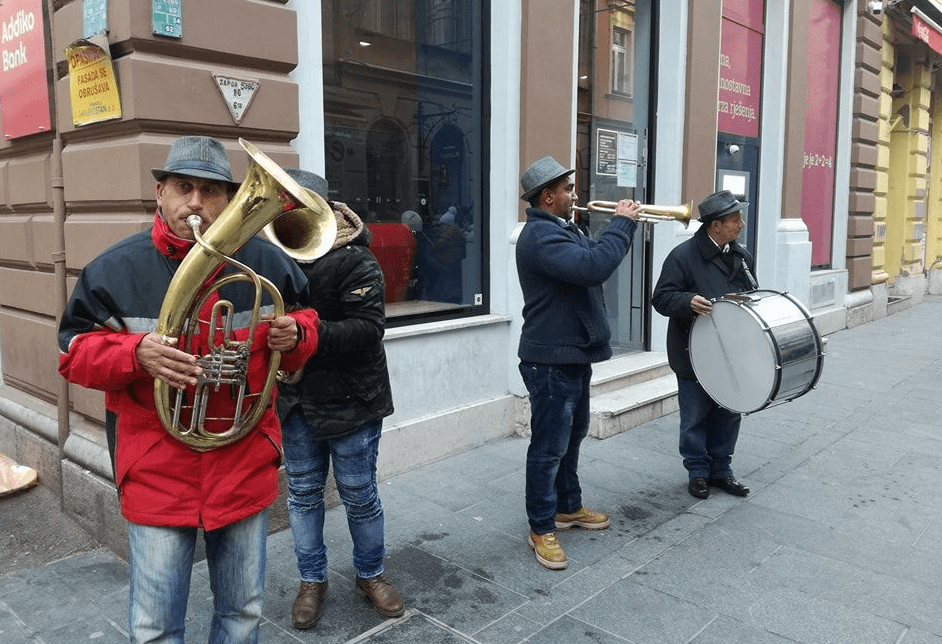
[{"left": 151, "top": 210, "right": 195, "bottom": 259}]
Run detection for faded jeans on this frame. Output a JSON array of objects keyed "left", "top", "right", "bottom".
[
  {"left": 281, "top": 411, "right": 385, "bottom": 582},
  {"left": 127, "top": 510, "right": 268, "bottom": 644}
]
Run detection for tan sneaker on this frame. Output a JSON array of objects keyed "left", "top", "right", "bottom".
[
  {"left": 528, "top": 530, "right": 568, "bottom": 570},
  {"left": 555, "top": 506, "right": 610, "bottom": 530}
]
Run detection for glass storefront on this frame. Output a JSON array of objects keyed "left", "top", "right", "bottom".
[
  {"left": 577, "top": 0, "right": 652, "bottom": 352},
  {"left": 320, "top": 0, "right": 488, "bottom": 323}
]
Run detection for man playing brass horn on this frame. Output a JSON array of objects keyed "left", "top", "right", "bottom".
[{"left": 58, "top": 136, "right": 321, "bottom": 643}]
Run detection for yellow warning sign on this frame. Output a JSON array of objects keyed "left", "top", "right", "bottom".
[{"left": 66, "top": 39, "right": 122, "bottom": 126}]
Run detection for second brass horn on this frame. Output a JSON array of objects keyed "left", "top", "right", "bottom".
[
  {"left": 574, "top": 201, "right": 693, "bottom": 228},
  {"left": 153, "top": 138, "right": 337, "bottom": 451}
]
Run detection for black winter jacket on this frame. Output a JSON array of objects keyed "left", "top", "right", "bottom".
[
  {"left": 276, "top": 209, "right": 394, "bottom": 440},
  {"left": 651, "top": 227, "right": 756, "bottom": 379}
]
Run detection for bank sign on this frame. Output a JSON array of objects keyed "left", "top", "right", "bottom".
[{"left": 0, "top": 0, "right": 51, "bottom": 139}]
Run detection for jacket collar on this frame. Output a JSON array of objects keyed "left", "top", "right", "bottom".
[
  {"left": 694, "top": 226, "right": 742, "bottom": 260},
  {"left": 151, "top": 209, "right": 195, "bottom": 259}
]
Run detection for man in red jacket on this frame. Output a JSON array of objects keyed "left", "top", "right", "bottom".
[{"left": 58, "top": 136, "right": 320, "bottom": 644}]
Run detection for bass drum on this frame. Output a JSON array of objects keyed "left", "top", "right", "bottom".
[{"left": 689, "top": 290, "right": 825, "bottom": 414}]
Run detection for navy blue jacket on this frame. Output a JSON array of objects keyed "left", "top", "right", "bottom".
[
  {"left": 651, "top": 227, "right": 756, "bottom": 379},
  {"left": 515, "top": 208, "right": 637, "bottom": 364}
]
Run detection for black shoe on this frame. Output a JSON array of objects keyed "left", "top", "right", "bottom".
[
  {"left": 708, "top": 477, "right": 750, "bottom": 496},
  {"left": 688, "top": 477, "right": 710, "bottom": 499}
]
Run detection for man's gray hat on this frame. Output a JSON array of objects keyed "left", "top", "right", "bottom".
[
  {"left": 697, "top": 190, "right": 748, "bottom": 223},
  {"left": 151, "top": 136, "right": 237, "bottom": 184},
  {"left": 520, "top": 156, "right": 575, "bottom": 202},
  {"left": 284, "top": 168, "right": 329, "bottom": 199}
]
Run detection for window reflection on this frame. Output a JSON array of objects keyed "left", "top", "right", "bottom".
[{"left": 322, "top": 0, "right": 486, "bottom": 318}]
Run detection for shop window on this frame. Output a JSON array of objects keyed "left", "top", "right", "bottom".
[{"left": 322, "top": 0, "right": 487, "bottom": 322}]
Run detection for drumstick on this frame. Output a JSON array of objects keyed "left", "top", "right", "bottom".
[{"left": 709, "top": 310, "right": 741, "bottom": 393}]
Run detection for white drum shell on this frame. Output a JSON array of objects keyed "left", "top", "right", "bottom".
[{"left": 689, "top": 290, "right": 824, "bottom": 414}]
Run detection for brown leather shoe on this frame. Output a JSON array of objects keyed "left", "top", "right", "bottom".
[
  {"left": 291, "top": 580, "right": 327, "bottom": 629},
  {"left": 355, "top": 574, "right": 405, "bottom": 617}
]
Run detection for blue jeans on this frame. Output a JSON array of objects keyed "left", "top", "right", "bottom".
[
  {"left": 519, "top": 361, "right": 592, "bottom": 534},
  {"left": 281, "top": 411, "right": 385, "bottom": 582},
  {"left": 128, "top": 510, "right": 268, "bottom": 644},
  {"left": 677, "top": 376, "right": 741, "bottom": 479}
]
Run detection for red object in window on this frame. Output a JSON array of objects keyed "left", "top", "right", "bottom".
[{"left": 366, "top": 223, "right": 416, "bottom": 303}]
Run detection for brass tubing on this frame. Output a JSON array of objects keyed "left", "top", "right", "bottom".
[{"left": 572, "top": 201, "right": 694, "bottom": 228}]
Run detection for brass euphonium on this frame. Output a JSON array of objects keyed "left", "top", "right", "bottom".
[{"left": 154, "top": 139, "right": 337, "bottom": 451}]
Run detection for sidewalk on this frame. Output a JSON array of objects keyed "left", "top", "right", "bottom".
[{"left": 3, "top": 296, "right": 942, "bottom": 644}]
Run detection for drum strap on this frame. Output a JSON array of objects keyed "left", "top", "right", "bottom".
[{"left": 741, "top": 259, "right": 759, "bottom": 290}]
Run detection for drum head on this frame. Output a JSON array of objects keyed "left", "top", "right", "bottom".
[{"left": 689, "top": 299, "right": 777, "bottom": 413}]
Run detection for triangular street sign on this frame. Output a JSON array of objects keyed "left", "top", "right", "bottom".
[{"left": 212, "top": 74, "right": 260, "bottom": 124}]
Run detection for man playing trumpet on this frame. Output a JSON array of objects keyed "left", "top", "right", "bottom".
[{"left": 515, "top": 155, "right": 640, "bottom": 570}]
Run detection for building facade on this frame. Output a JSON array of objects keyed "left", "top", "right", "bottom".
[{"left": 0, "top": 0, "right": 935, "bottom": 552}]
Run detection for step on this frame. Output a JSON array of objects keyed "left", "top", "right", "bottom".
[
  {"left": 589, "top": 373, "right": 678, "bottom": 439},
  {"left": 591, "top": 351, "right": 673, "bottom": 396}
]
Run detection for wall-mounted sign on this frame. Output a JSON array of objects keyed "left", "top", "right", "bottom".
[
  {"left": 153, "top": 0, "right": 182, "bottom": 39},
  {"left": 83, "top": 0, "right": 108, "bottom": 38},
  {"left": 597, "top": 128, "right": 618, "bottom": 176},
  {"left": 66, "top": 38, "right": 122, "bottom": 126},
  {"left": 596, "top": 127, "right": 638, "bottom": 187},
  {"left": 213, "top": 74, "right": 259, "bottom": 124},
  {"left": 913, "top": 10, "right": 942, "bottom": 56},
  {"left": 0, "top": 0, "right": 51, "bottom": 139}
]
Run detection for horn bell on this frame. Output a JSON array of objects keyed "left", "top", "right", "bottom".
[{"left": 260, "top": 187, "right": 337, "bottom": 262}]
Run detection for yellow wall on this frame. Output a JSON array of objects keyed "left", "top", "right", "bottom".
[{"left": 872, "top": 22, "right": 890, "bottom": 285}]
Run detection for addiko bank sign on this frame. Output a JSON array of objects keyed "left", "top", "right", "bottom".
[{"left": 0, "top": 0, "right": 50, "bottom": 139}]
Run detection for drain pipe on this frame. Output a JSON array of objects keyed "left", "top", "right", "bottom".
[
  {"left": 52, "top": 138, "right": 68, "bottom": 509},
  {"left": 46, "top": 0, "right": 70, "bottom": 509}
]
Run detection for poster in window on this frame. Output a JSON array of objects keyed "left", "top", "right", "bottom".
[
  {"left": 801, "top": 0, "right": 841, "bottom": 267},
  {"left": 717, "top": 17, "right": 762, "bottom": 138}
]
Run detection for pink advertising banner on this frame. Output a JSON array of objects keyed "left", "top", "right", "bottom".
[
  {"left": 801, "top": 0, "right": 841, "bottom": 267},
  {"left": 717, "top": 18, "right": 762, "bottom": 138},
  {"left": 0, "top": 0, "right": 51, "bottom": 139},
  {"left": 722, "top": 0, "right": 765, "bottom": 33}
]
